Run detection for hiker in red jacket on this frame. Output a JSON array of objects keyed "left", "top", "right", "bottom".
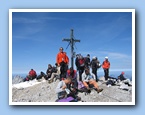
[
  {"left": 56, "top": 47, "right": 69, "bottom": 80},
  {"left": 67, "top": 67, "right": 78, "bottom": 90},
  {"left": 23, "top": 69, "right": 37, "bottom": 81},
  {"left": 78, "top": 55, "right": 85, "bottom": 81},
  {"left": 102, "top": 57, "right": 110, "bottom": 81}
]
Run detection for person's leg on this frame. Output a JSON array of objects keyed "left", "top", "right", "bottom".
[
  {"left": 89, "top": 80, "right": 103, "bottom": 93},
  {"left": 79, "top": 67, "right": 84, "bottom": 81},
  {"left": 83, "top": 81, "right": 89, "bottom": 89},
  {"left": 106, "top": 69, "right": 109, "bottom": 80},
  {"left": 63, "top": 63, "right": 68, "bottom": 79},
  {"left": 93, "top": 68, "right": 98, "bottom": 82},
  {"left": 37, "top": 74, "right": 42, "bottom": 80},
  {"left": 89, "top": 80, "right": 99, "bottom": 89},
  {"left": 104, "top": 69, "right": 108, "bottom": 81},
  {"left": 73, "top": 79, "right": 78, "bottom": 89},
  {"left": 60, "top": 62, "right": 66, "bottom": 80},
  {"left": 96, "top": 69, "right": 98, "bottom": 81},
  {"left": 92, "top": 68, "right": 96, "bottom": 77},
  {"left": 58, "top": 91, "right": 66, "bottom": 99},
  {"left": 78, "top": 69, "right": 82, "bottom": 81}
]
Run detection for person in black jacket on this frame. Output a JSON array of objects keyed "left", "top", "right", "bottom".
[
  {"left": 117, "top": 72, "right": 132, "bottom": 86},
  {"left": 90, "top": 56, "right": 101, "bottom": 82},
  {"left": 45, "top": 64, "right": 53, "bottom": 80},
  {"left": 84, "top": 54, "right": 90, "bottom": 68}
]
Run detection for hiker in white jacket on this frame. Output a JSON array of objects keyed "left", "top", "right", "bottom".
[{"left": 82, "top": 68, "right": 103, "bottom": 93}]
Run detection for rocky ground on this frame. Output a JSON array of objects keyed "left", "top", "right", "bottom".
[{"left": 12, "top": 76, "right": 132, "bottom": 102}]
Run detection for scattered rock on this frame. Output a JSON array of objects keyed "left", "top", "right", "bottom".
[
  {"left": 12, "top": 77, "right": 132, "bottom": 102},
  {"left": 12, "top": 76, "right": 24, "bottom": 84}
]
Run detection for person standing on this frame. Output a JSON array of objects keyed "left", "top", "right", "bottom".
[
  {"left": 77, "top": 55, "right": 85, "bottom": 81},
  {"left": 90, "top": 56, "right": 101, "bottom": 82},
  {"left": 75, "top": 54, "right": 80, "bottom": 71},
  {"left": 84, "top": 54, "right": 91, "bottom": 68},
  {"left": 102, "top": 57, "right": 110, "bottom": 81},
  {"left": 56, "top": 47, "right": 69, "bottom": 80}
]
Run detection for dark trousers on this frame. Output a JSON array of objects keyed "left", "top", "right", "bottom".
[
  {"left": 92, "top": 68, "right": 98, "bottom": 81},
  {"left": 78, "top": 67, "right": 84, "bottom": 81},
  {"left": 104, "top": 69, "right": 109, "bottom": 80},
  {"left": 60, "top": 62, "right": 68, "bottom": 80}
]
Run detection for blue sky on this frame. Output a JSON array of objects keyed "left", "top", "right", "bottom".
[{"left": 12, "top": 12, "right": 132, "bottom": 74}]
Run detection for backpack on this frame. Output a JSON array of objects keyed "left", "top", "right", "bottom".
[{"left": 106, "top": 79, "right": 116, "bottom": 86}]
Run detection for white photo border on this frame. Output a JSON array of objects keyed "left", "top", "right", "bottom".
[{"left": 9, "top": 9, "right": 135, "bottom": 105}]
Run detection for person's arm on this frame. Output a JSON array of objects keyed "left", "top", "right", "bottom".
[
  {"left": 108, "top": 62, "right": 110, "bottom": 68},
  {"left": 65, "top": 54, "right": 69, "bottom": 64},
  {"left": 56, "top": 81, "right": 66, "bottom": 93},
  {"left": 102, "top": 62, "right": 105, "bottom": 69}
]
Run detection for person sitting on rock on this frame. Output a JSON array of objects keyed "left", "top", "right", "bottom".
[
  {"left": 82, "top": 68, "right": 103, "bottom": 93},
  {"left": 45, "top": 64, "right": 53, "bottom": 80},
  {"left": 23, "top": 69, "right": 37, "bottom": 81},
  {"left": 48, "top": 63, "right": 61, "bottom": 83},
  {"left": 66, "top": 67, "right": 78, "bottom": 91},
  {"left": 55, "top": 77, "right": 72, "bottom": 99},
  {"left": 55, "top": 77, "right": 81, "bottom": 101},
  {"left": 118, "top": 72, "right": 132, "bottom": 86}
]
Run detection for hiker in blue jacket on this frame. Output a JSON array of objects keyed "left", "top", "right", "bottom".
[{"left": 118, "top": 72, "right": 132, "bottom": 86}]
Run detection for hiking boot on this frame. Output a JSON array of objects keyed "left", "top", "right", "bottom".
[
  {"left": 76, "top": 96, "right": 81, "bottom": 101},
  {"left": 48, "top": 79, "right": 53, "bottom": 84},
  {"left": 95, "top": 88, "right": 103, "bottom": 93},
  {"left": 98, "top": 88, "right": 103, "bottom": 93}
]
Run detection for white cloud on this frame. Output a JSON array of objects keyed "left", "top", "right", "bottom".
[{"left": 100, "top": 51, "right": 131, "bottom": 59}]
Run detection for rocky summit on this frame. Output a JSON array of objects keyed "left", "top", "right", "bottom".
[{"left": 12, "top": 76, "right": 132, "bottom": 103}]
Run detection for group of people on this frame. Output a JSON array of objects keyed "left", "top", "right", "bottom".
[
  {"left": 75, "top": 53, "right": 110, "bottom": 82},
  {"left": 23, "top": 47, "right": 131, "bottom": 102}
]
